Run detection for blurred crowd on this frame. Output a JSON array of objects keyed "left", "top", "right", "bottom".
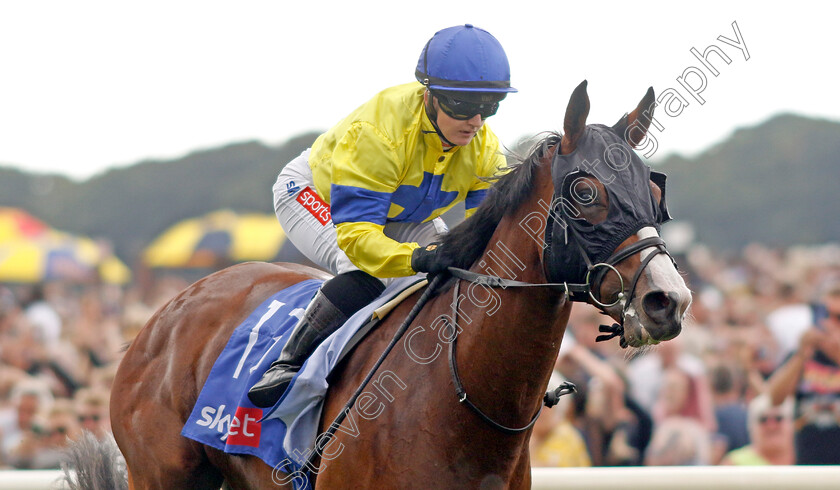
[
  {"left": 530, "top": 242, "right": 840, "bottom": 468},
  {"left": 1, "top": 242, "right": 839, "bottom": 470},
  {"left": 0, "top": 274, "right": 190, "bottom": 469}
]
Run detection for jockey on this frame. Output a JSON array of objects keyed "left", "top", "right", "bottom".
[{"left": 248, "top": 24, "right": 517, "bottom": 408}]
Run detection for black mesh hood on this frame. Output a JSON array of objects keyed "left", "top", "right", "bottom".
[{"left": 544, "top": 124, "right": 671, "bottom": 283}]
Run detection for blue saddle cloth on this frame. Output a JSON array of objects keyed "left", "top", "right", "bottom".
[{"left": 181, "top": 276, "right": 423, "bottom": 484}]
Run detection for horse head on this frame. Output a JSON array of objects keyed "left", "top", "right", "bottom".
[{"left": 546, "top": 80, "right": 691, "bottom": 347}]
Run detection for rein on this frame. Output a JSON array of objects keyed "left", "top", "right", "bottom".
[
  {"left": 447, "top": 279, "right": 576, "bottom": 434},
  {"left": 443, "top": 235, "right": 669, "bottom": 433},
  {"left": 301, "top": 274, "right": 447, "bottom": 477},
  {"left": 303, "top": 210, "right": 673, "bottom": 476},
  {"left": 302, "top": 265, "right": 582, "bottom": 477}
]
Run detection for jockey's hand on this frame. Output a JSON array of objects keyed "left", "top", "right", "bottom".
[{"left": 411, "top": 242, "right": 451, "bottom": 274}]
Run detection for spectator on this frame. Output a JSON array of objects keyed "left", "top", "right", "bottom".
[
  {"left": 644, "top": 417, "right": 711, "bottom": 466},
  {"left": 626, "top": 335, "right": 715, "bottom": 431},
  {"left": 556, "top": 306, "right": 652, "bottom": 466},
  {"left": 74, "top": 388, "right": 111, "bottom": 440},
  {"left": 646, "top": 340, "right": 717, "bottom": 434},
  {"left": 710, "top": 363, "right": 750, "bottom": 453},
  {"left": 766, "top": 301, "right": 813, "bottom": 363},
  {"left": 21, "top": 284, "right": 62, "bottom": 348},
  {"left": 721, "top": 395, "right": 794, "bottom": 465},
  {"left": 737, "top": 324, "right": 781, "bottom": 398},
  {"left": 10, "top": 399, "right": 80, "bottom": 469},
  {"left": 1, "top": 377, "right": 54, "bottom": 468},
  {"left": 0, "top": 285, "right": 18, "bottom": 335},
  {"left": 529, "top": 371, "right": 591, "bottom": 467},
  {"left": 767, "top": 274, "right": 840, "bottom": 465}
]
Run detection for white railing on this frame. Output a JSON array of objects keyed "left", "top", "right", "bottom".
[
  {"left": 4, "top": 466, "right": 840, "bottom": 489},
  {"left": 530, "top": 466, "right": 840, "bottom": 490},
  {"left": 0, "top": 471, "right": 64, "bottom": 490}
]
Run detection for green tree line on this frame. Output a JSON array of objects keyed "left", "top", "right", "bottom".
[{"left": 1, "top": 114, "right": 837, "bottom": 266}]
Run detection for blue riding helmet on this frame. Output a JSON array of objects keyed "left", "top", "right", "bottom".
[{"left": 415, "top": 24, "right": 517, "bottom": 101}]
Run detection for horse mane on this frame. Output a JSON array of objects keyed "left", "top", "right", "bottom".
[{"left": 441, "top": 133, "right": 561, "bottom": 269}]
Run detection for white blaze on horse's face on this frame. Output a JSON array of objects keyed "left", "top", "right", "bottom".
[{"left": 620, "top": 227, "right": 692, "bottom": 347}]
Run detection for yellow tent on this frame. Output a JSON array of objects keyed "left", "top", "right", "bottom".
[
  {"left": 143, "top": 210, "right": 291, "bottom": 268},
  {"left": 0, "top": 208, "right": 131, "bottom": 284},
  {"left": 0, "top": 234, "right": 131, "bottom": 284}
]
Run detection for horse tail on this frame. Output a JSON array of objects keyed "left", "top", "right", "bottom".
[{"left": 61, "top": 431, "right": 128, "bottom": 490}]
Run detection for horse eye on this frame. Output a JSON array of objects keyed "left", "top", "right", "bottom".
[
  {"left": 578, "top": 192, "right": 598, "bottom": 206},
  {"left": 571, "top": 189, "right": 591, "bottom": 202},
  {"left": 570, "top": 178, "right": 599, "bottom": 206}
]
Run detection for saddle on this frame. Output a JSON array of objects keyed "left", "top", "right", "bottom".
[{"left": 330, "top": 278, "right": 428, "bottom": 371}]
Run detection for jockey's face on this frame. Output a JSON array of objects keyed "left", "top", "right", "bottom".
[{"left": 425, "top": 91, "right": 484, "bottom": 147}]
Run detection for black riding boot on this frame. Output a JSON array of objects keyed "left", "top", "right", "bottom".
[
  {"left": 247, "top": 270, "right": 386, "bottom": 408},
  {"left": 248, "top": 290, "right": 346, "bottom": 408}
]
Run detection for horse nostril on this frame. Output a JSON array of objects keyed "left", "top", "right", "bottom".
[{"left": 642, "top": 291, "right": 678, "bottom": 322}]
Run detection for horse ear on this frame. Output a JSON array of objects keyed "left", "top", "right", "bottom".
[
  {"left": 613, "top": 87, "right": 656, "bottom": 148},
  {"left": 562, "top": 80, "right": 590, "bottom": 153}
]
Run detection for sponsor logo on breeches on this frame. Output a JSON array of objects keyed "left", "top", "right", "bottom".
[{"left": 297, "top": 187, "right": 331, "bottom": 225}]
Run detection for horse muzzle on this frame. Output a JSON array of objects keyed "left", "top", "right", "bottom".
[{"left": 622, "top": 286, "right": 691, "bottom": 347}]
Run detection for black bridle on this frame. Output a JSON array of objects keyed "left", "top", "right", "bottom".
[
  {"left": 566, "top": 228, "right": 676, "bottom": 346},
  {"left": 447, "top": 233, "right": 673, "bottom": 316},
  {"left": 305, "top": 194, "right": 675, "bottom": 480},
  {"left": 444, "top": 229, "right": 673, "bottom": 434},
  {"left": 444, "top": 130, "right": 678, "bottom": 434}
]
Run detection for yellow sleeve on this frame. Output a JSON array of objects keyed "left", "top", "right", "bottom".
[
  {"left": 336, "top": 222, "right": 420, "bottom": 277},
  {"left": 329, "top": 123, "right": 419, "bottom": 277}
]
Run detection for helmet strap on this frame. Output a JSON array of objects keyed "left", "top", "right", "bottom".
[{"left": 424, "top": 91, "right": 458, "bottom": 148}]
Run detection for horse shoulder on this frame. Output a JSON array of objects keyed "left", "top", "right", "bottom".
[{"left": 315, "top": 290, "right": 471, "bottom": 486}]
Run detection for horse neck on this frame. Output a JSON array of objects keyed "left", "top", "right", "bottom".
[{"left": 453, "top": 155, "right": 572, "bottom": 427}]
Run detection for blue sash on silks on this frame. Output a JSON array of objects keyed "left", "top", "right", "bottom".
[{"left": 181, "top": 276, "right": 424, "bottom": 487}]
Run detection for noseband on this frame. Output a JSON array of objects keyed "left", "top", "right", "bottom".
[
  {"left": 568, "top": 229, "right": 675, "bottom": 346},
  {"left": 446, "top": 231, "right": 674, "bottom": 344},
  {"left": 442, "top": 232, "right": 673, "bottom": 434}
]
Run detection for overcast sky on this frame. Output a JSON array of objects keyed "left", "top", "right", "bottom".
[{"left": 1, "top": 1, "right": 837, "bottom": 180}]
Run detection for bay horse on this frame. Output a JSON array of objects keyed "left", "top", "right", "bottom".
[{"left": 103, "top": 81, "right": 691, "bottom": 489}]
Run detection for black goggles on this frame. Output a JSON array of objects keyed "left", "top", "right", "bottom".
[{"left": 434, "top": 92, "right": 500, "bottom": 120}]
